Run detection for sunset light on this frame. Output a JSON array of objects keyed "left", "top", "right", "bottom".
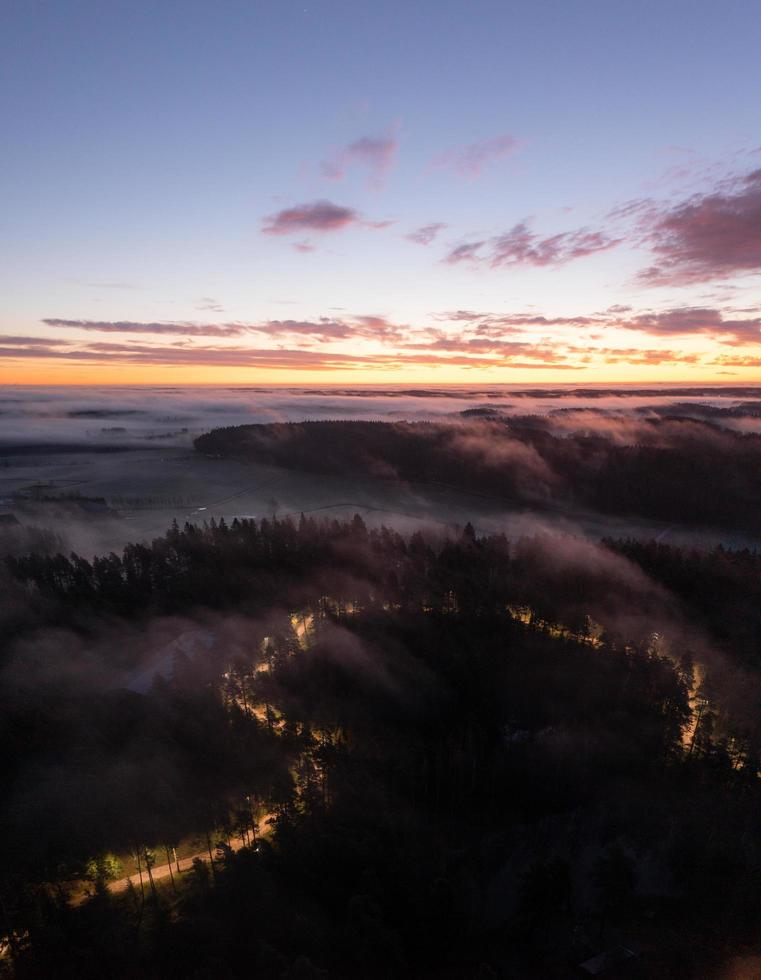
[{"left": 2, "top": 3, "right": 761, "bottom": 386}]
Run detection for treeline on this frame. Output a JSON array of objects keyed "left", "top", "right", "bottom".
[
  {"left": 3, "top": 517, "right": 761, "bottom": 976},
  {"left": 9, "top": 514, "right": 761, "bottom": 666},
  {"left": 194, "top": 417, "right": 761, "bottom": 532}
]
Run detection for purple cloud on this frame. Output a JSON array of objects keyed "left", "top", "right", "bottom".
[
  {"left": 262, "top": 200, "right": 360, "bottom": 235},
  {"left": 489, "top": 224, "right": 619, "bottom": 267},
  {"left": 638, "top": 170, "right": 761, "bottom": 285},
  {"left": 257, "top": 316, "right": 406, "bottom": 344},
  {"left": 445, "top": 222, "right": 619, "bottom": 268}
]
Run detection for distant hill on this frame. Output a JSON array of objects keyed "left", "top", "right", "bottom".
[{"left": 195, "top": 417, "right": 761, "bottom": 533}]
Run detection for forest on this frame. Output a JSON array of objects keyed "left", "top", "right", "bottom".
[
  {"left": 2, "top": 513, "right": 761, "bottom": 977},
  {"left": 194, "top": 416, "right": 761, "bottom": 534}
]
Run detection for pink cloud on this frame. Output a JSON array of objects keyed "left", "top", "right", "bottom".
[
  {"left": 262, "top": 200, "right": 360, "bottom": 235},
  {"left": 0, "top": 339, "right": 584, "bottom": 371},
  {"left": 440, "top": 305, "right": 761, "bottom": 346},
  {"left": 637, "top": 170, "right": 761, "bottom": 285},
  {"left": 256, "top": 316, "right": 406, "bottom": 344},
  {"left": 475, "top": 314, "right": 599, "bottom": 330},
  {"left": 618, "top": 307, "right": 761, "bottom": 345},
  {"left": 490, "top": 224, "right": 620, "bottom": 267},
  {"left": 445, "top": 222, "right": 619, "bottom": 268},
  {"left": 41, "top": 315, "right": 408, "bottom": 346},
  {"left": 29, "top": 299, "right": 761, "bottom": 374},
  {"left": 2, "top": 335, "right": 701, "bottom": 370},
  {"left": 401, "top": 332, "right": 572, "bottom": 363}
]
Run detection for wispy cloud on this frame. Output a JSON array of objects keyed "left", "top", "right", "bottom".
[
  {"left": 435, "top": 134, "right": 520, "bottom": 178},
  {"left": 40, "top": 304, "right": 761, "bottom": 357},
  {"left": 406, "top": 222, "right": 446, "bottom": 246},
  {"left": 435, "top": 305, "right": 761, "bottom": 346},
  {"left": 195, "top": 297, "right": 225, "bottom": 312},
  {"left": 445, "top": 221, "right": 620, "bottom": 268},
  {"left": 320, "top": 134, "right": 398, "bottom": 186},
  {"left": 0, "top": 335, "right": 71, "bottom": 346},
  {"left": 40, "top": 315, "right": 408, "bottom": 346},
  {"left": 22, "top": 297, "right": 761, "bottom": 376},
  {"left": 596, "top": 347, "right": 700, "bottom": 365},
  {"left": 0, "top": 339, "right": 585, "bottom": 371},
  {"left": 710, "top": 355, "right": 761, "bottom": 368},
  {"left": 255, "top": 316, "right": 406, "bottom": 344},
  {"left": 446, "top": 242, "right": 486, "bottom": 264},
  {"left": 42, "top": 319, "right": 247, "bottom": 337},
  {"left": 400, "top": 331, "right": 573, "bottom": 363},
  {"left": 83, "top": 280, "right": 139, "bottom": 290}
]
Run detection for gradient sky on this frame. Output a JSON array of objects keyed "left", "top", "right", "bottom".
[{"left": 2, "top": 0, "right": 761, "bottom": 384}]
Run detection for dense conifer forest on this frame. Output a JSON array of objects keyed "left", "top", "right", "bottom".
[{"left": 3, "top": 513, "right": 761, "bottom": 976}]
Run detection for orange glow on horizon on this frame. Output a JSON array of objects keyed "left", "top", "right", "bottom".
[{"left": 0, "top": 360, "right": 759, "bottom": 386}]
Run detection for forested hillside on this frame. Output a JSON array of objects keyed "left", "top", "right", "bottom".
[{"left": 195, "top": 418, "right": 761, "bottom": 533}]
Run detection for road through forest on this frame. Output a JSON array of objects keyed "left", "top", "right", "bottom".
[{"left": 107, "top": 817, "right": 274, "bottom": 896}]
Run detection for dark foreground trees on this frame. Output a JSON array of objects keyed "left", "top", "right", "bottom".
[{"left": 2, "top": 516, "right": 761, "bottom": 977}]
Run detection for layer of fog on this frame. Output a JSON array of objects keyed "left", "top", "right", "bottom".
[
  {"left": 2, "top": 383, "right": 761, "bottom": 558},
  {"left": 3, "top": 384, "right": 761, "bottom": 450}
]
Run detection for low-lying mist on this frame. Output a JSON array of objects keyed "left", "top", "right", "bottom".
[
  {"left": 3, "top": 383, "right": 761, "bottom": 450},
  {"left": 3, "top": 383, "right": 761, "bottom": 558}
]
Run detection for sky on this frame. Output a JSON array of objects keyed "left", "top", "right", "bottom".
[{"left": 1, "top": 0, "right": 761, "bottom": 385}]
